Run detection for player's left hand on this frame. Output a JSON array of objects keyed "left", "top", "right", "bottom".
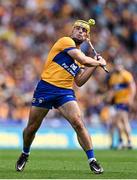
[
  {"left": 98, "top": 57, "right": 107, "bottom": 67},
  {"left": 94, "top": 54, "right": 102, "bottom": 60}
]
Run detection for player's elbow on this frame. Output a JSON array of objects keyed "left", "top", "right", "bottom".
[
  {"left": 81, "top": 59, "right": 90, "bottom": 66},
  {"left": 75, "top": 81, "right": 84, "bottom": 87}
]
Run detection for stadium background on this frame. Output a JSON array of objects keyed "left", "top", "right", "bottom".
[{"left": 0, "top": 0, "right": 137, "bottom": 149}]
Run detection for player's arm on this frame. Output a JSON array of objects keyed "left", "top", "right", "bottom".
[
  {"left": 67, "top": 48, "right": 106, "bottom": 86},
  {"left": 67, "top": 49, "right": 106, "bottom": 67},
  {"left": 128, "top": 80, "right": 136, "bottom": 105},
  {"left": 124, "top": 71, "right": 136, "bottom": 105},
  {"left": 74, "top": 66, "right": 97, "bottom": 87}
]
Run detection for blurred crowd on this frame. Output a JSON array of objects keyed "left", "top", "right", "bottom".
[{"left": 0, "top": 0, "right": 137, "bottom": 127}]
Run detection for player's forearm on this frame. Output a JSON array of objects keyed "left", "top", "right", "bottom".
[
  {"left": 82, "top": 56, "right": 101, "bottom": 67},
  {"left": 68, "top": 49, "right": 102, "bottom": 67},
  {"left": 129, "top": 82, "right": 136, "bottom": 103},
  {"left": 74, "top": 67, "right": 97, "bottom": 87}
]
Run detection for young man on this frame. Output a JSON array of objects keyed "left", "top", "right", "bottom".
[
  {"left": 15, "top": 19, "right": 106, "bottom": 174},
  {"left": 107, "top": 63, "right": 136, "bottom": 149}
]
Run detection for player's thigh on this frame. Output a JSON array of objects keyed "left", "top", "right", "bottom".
[
  {"left": 117, "top": 111, "right": 128, "bottom": 124},
  {"left": 27, "top": 106, "right": 49, "bottom": 128},
  {"left": 58, "top": 101, "right": 82, "bottom": 124}
]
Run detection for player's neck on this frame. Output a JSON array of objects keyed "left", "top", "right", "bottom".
[{"left": 71, "top": 37, "right": 83, "bottom": 46}]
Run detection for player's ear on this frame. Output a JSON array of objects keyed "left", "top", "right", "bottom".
[
  {"left": 87, "top": 33, "right": 90, "bottom": 39},
  {"left": 72, "top": 27, "right": 75, "bottom": 34},
  {"left": 71, "top": 29, "right": 74, "bottom": 37},
  {"left": 85, "top": 33, "right": 89, "bottom": 40}
]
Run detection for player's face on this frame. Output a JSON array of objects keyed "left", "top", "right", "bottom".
[{"left": 71, "top": 26, "right": 88, "bottom": 43}]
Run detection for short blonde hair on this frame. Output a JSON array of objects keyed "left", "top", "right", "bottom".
[{"left": 73, "top": 19, "right": 95, "bottom": 33}]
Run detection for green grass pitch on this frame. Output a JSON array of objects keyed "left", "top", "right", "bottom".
[{"left": 0, "top": 149, "right": 137, "bottom": 179}]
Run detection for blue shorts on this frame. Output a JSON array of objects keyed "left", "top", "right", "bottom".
[
  {"left": 114, "top": 104, "right": 129, "bottom": 112},
  {"left": 32, "top": 80, "right": 76, "bottom": 109}
]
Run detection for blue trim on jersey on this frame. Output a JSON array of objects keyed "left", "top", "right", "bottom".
[
  {"left": 32, "top": 80, "right": 76, "bottom": 109},
  {"left": 114, "top": 104, "right": 129, "bottom": 112},
  {"left": 53, "top": 49, "right": 80, "bottom": 77},
  {"left": 113, "top": 83, "right": 128, "bottom": 90}
]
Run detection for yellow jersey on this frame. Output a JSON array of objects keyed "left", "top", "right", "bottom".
[
  {"left": 108, "top": 69, "right": 133, "bottom": 104},
  {"left": 41, "top": 37, "right": 82, "bottom": 89}
]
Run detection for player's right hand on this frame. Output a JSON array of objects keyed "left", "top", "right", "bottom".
[{"left": 98, "top": 57, "right": 107, "bottom": 67}]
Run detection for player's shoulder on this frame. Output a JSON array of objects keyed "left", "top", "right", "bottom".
[
  {"left": 122, "top": 69, "right": 133, "bottom": 81},
  {"left": 58, "top": 36, "right": 76, "bottom": 46},
  {"left": 122, "top": 69, "right": 132, "bottom": 76}
]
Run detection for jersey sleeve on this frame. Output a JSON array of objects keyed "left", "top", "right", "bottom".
[{"left": 58, "top": 37, "right": 76, "bottom": 52}]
